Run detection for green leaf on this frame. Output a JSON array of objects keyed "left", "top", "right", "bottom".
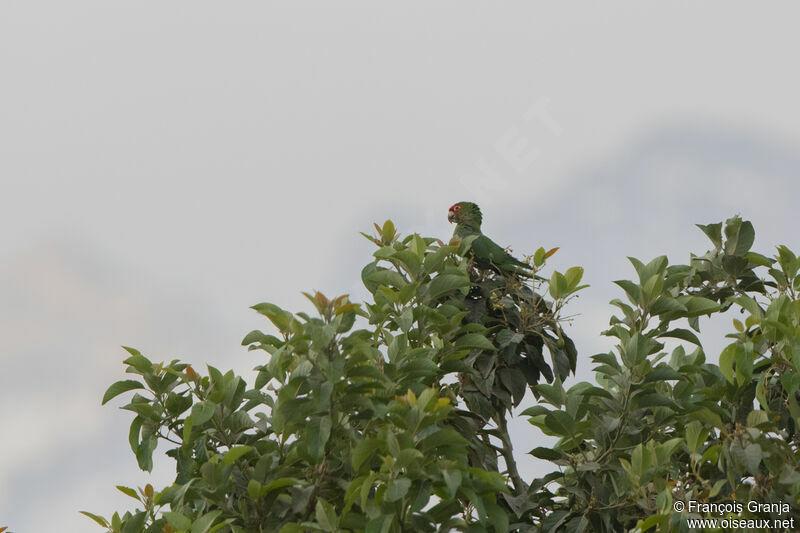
[
  {"left": 163, "top": 512, "right": 192, "bottom": 530},
  {"left": 544, "top": 410, "right": 575, "bottom": 437},
  {"left": 683, "top": 296, "right": 720, "bottom": 317},
  {"left": 564, "top": 266, "right": 584, "bottom": 290},
  {"left": 613, "top": 279, "right": 642, "bottom": 306},
  {"left": 352, "top": 438, "right": 381, "bottom": 471},
  {"left": 746, "top": 410, "right": 769, "bottom": 427},
  {"left": 115, "top": 485, "right": 140, "bottom": 501},
  {"left": 454, "top": 333, "right": 495, "bottom": 351},
  {"left": 393, "top": 249, "right": 422, "bottom": 275},
  {"left": 367, "top": 268, "right": 407, "bottom": 288},
  {"left": 657, "top": 328, "right": 701, "bottom": 346},
  {"left": 496, "top": 328, "right": 524, "bottom": 348},
  {"left": 263, "top": 477, "right": 304, "bottom": 493},
  {"left": 533, "top": 247, "right": 546, "bottom": 267},
  {"left": 725, "top": 218, "right": 755, "bottom": 255},
  {"left": 520, "top": 405, "right": 551, "bottom": 417},
  {"left": 709, "top": 479, "right": 727, "bottom": 498},
  {"left": 644, "top": 364, "right": 682, "bottom": 382},
  {"left": 744, "top": 251, "right": 773, "bottom": 267},
  {"left": 191, "top": 510, "right": 222, "bottom": 533},
  {"left": 247, "top": 479, "right": 262, "bottom": 499},
  {"left": 190, "top": 401, "right": 216, "bottom": 425},
  {"left": 549, "top": 271, "right": 568, "bottom": 299},
  {"left": 222, "top": 445, "right": 253, "bottom": 466},
  {"left": 251, "top": 302, "right": 292, "bottom": 332},
  {"left": 315, "top": 498, "right": 338, "bottom": 532},
  {"left": 649, "top": 296, "right": 687, "bottom": 316},
  {"left": 373, "top": 245, "right": 396, "bottom": 259},
  {"left": 182, "top": 416, "right": 194, "bottom": 450},
  {"left": 741, "top": 443, "right": 762, "bottom": 474},
  {"left": 423, "top": 246, "right": 453, "bottom": 274},
  {"left": 307, "top": 415, "right": 332, "bottom": 461},
  {"left": 122, "top": 347, "right": 152, "bottom": 373},
  {"left": 277, "top": 524, "right": 306, "bottom": 533},
  {"left": 79, "top": 511, "right": 109, "bottom": 528},
  {"left": 535, "top": 380, "right": 565, "bottom": 407},
  {"left": 384, "top": 478, "right": 411, "bottom": 502},
  {"left": 102, "top": 380, "right": 145, "bottom": 405},
  {"left": 396, "top": 307, "right": 413, "bottom": 333},
  {"left": 696, "top": 222, "right": 723, "bottom": 249},
  {"left": 777, "top": 245, "right": 798, "bottom": 280},
  {"left": 429, "top": 273, "right": 470, "bottom": 300},
  {"left": 487, "top": 501, "right": 510, "bottom": 533},
  {"left": 530, "top": 447, "right": 566, "bottom": 461},
  {"left": 381, "top": 219, "right": 396, "bottom": 243},
  {"left": 442, "top": 469, "right": 462, "bottom": 498},
  {"left": 120, "top": 511, "right": 147, "bottom": 533}
]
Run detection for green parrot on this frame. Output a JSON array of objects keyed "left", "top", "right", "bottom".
[{"left": 447, "top": 201, "right": 535, "bottom": 277}]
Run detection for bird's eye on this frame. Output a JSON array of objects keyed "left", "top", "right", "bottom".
[{"left": 454, "top": 205, "right": 461, "bottom": 212}]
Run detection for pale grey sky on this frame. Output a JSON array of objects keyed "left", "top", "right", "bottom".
[{"left": 2, "top": 3, "right": 800, "bottom": 531}]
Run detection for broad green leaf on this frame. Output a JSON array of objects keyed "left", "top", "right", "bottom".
[
  {"left": 190, "top": 401, "right": 216, "bottom": 425},
  {"left": 564, "top": 266, "right": 584, "bottom": 290},
  {"left": 115, "top": 485, "right": 140, "bottom": 501},
  {"left": 495, "top": 328, "right": 524, "bottom": 348},
  {"left": 746, "top": 410, "right": 769, "bottom": 427},
  {"left": 381, "top": 219, "right": 396, "bottom": 243},
  {"left": 533, "top": 247, "right": 546, "bottom": 266},
  {"left": 307, "top": 415, "right": 332, "bottom": 461},
  {"left": 263, "top": 477, "right": 304, "bottom": 493},
  {"left": 657, "top": 328, "right": 701, "bottom": 346},
  {"left": 163, "top": 512, "right": 192, "bottom": 530},
  {"left": 741, "top": 443, "right": 762, "bottom": 474},
  {"left": 396, "top": 307, "right": 413, "bottom": 333},
  {"left": 549, "top": 271, "right": 568, "bottom": 299},
  {"left": 122, "top": 347, "right": 152, "bottom": 373},
  {"left": 644, "top": 364, "right": 682, "bottom": 382},
  {"left": 744, "top": 251, "right": 773, "bottom": 267},
  {"left": 725, "top": 218, "right": 755, "bottom": 255},
  {"left": 79, "top": 512, "right": 109, "bottom": 528},
  {"left": 544, "top": 410, "right": 575, "bottom": 437},
  {"left": 442, "top": 469, "right": 462, "bottom": 498},
  {"left": 423, "top": 245, "right": 455, "bottom": 273},
  {"left": 454, "top": 333, "right": 495, "bottom": 351},
  {"left": 277, "top": 524, "right": 306, "bottom": 533},
  {"left": 683, "top": 296, "right": 720, "bottom": 317},
  {"left": 429, "top": 273, "right": 470, "bottom": 300},
  {"left": 642, "top": 274, "right": 663, "bottom": 303},
  {"left": 373, "top": 246, "right": 396, "bottom": 259},
  {"left": 120, "top": 511, "right": 147, "bottom": 533},
  {"left": 191, "top": 510, "right": 222, "bottom": 533},
  {"left": 102, "top": 380, "right": 145, "bottom": 405},
  {"left": 613, "top": 279, "right": 642, "bottom": 306},
  {"left": 384, "top": 478, "right": 411, "bottom": 502},
  {"left": 352, "top": 438, "right": 382, "bottom": 471},
  {"left": 696, "top": 222, "right": 723, "bottom": 249},
  {"left": 315, "top": 498, "right": 338, "bottom": 532},
  {"left": 530, "top": 447, "right": 565, "bottom": 461},
  {"left": 486, "top": 501, "right": 510, "bottom": 533},
  {"left": 222, "top": 445, "right": 253, "bottom": 466},
  {"left": 250, "top": 302, "right": 291, "bottom": 332},
  {"left": 777, "top": 245, "right": 798, "bottom": 279},
  {"left": 247, "top": 479, "right": 262, "bottom": 500},
  {"left": 367, "top": 269, "right": 407, "bottom": 288},
  {"left": 649, "top": 295, "right": 687, "bottom": 316}
]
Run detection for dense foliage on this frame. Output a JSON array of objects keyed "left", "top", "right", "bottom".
[{"left": 84, "top": 217, "right": 800, "bottom": 532}]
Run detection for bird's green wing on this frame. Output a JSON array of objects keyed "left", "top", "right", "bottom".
[{"left": 472, "top": 234, "right": 531, "bottom": 271}]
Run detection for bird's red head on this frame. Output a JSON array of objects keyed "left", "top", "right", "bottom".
[{"left": 447, "top": 203, "right": 462, "bottom": 223}]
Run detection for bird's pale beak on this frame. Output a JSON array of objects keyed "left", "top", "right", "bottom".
[{"left": 447, "top": 210, "right": 455, "bottom": 223}]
